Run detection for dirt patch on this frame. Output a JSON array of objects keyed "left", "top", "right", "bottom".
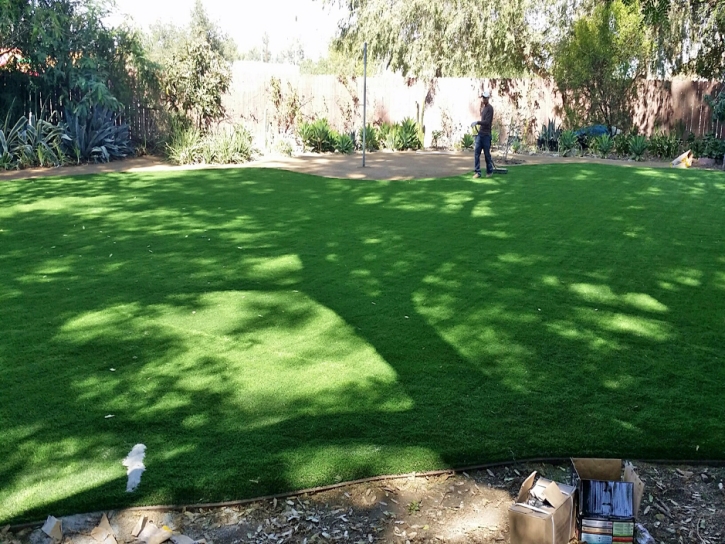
[
  {"left": 4, "top": 462, "right": 723, "bottom": 544},
  {"left": 0, "top": 150, "right": 683, "bottom": 185}
]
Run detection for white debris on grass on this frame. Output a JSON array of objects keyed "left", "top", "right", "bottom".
[{"left": 123, "top": 444, "right": 146, "bottom": 492}]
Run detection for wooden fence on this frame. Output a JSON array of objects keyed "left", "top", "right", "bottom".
[{"left": 220, "top": 72, "right": 725, "bottom": 149}]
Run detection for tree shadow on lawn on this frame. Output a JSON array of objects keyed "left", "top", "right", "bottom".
[{"left": 0, "top": 164, "right": 724, "bottom": 522}]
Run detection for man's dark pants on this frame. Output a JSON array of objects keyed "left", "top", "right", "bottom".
[{"left": 474, "top": 134, "right": 493, "bottom": 175}]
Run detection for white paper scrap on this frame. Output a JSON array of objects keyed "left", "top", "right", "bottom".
[{"left": 122, "top": 444, "right": 146, "bottom": 492}]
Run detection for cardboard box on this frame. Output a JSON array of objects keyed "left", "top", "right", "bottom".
[
  {"left": 572, "top": 459, "right": 644, "bottom": 544},
  {"left": 509, "top": 471, "right": 576, "bottom": 544}
]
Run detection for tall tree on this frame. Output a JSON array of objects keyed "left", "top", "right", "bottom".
[
  {"left": 552, "top": 0, "right": 651, "bottom": 130},
  {"left": 0, "top": 0, "right": 153, "bottom": 120},
  {"left": 189, "top": 0, "right": 239, "bottom": 62},
  {"left": 145, "top": 2, "right": 234, "bottom": 129},
  {"left": 324, "top": 0, "right": 545, "bottom": 78}
]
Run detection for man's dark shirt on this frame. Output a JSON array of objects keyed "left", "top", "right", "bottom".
[{"left": 476, "top": 104, "right": 494, "bottom": 136}]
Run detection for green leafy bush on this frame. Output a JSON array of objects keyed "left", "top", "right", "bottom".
[
  {"left": 298, "top": 119, "right": 335, "bottom": 153},
  {"left": 377, "top": 122, "right": 394, "bottom": 149},
  {"left": 0, "top": 114, "right": 65, "bottom": 169},
  {"left": 0, "top": 116, "right": 26, "bottom": 170},
  {"left": 203, "top": 125, "right": 255, "bottom": 164},
  {"left": 491, "top": 128, "right": 501, "bottom": 148},
  {"left": 690, "top": 133, "right": 725, "bottom": 161},
  {"left": 593, "top": 134, "right": 614, "bottom": 158},
  {"left": 648, "top": 131, "right": 680, "bottom": 159},
  {"left": 459, "top": 133, "right": 475, "bottom": 150},
  {"left": 333, "top": 132, "right": 355, "bottom": 154},
  {"left": 396, "top": 118, "right": 423, "bottom": 151},
  {"left": 62, "top": 107, "right": 133, "bottom": 163},
  {"left": 558, "top": 130, "right": 578, "bottom": 156},
  {"left": 629, "top": 134, "right": 648, "bottom": 160},
  {"left": 538, "top": 119, "right": 561, "bottom": 151},
  {"left": 167, "top": 124, "right": 203, "bottom": 165},
  {"left": 167, "top": 123, "right": 255, "bottom": 165},
  {"left": 359, "top": 124, "right": 379, "bottom": 151},
  {"left": 613, "top": 134, "right": 630, "bottom": 157}
]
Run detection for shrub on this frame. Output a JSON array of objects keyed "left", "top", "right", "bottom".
[
  {"left": 629, "top": 134, "right": 648, "bottom": 160},
  {"left": 459, "top": 133, "right": 475, "bottom": 150},
  {"left": 538, "top": 119, "right": 561, "bottom": 151},
  {"left": 359, "top": 124, "right": 379, "bottom": 151},
  {"left": 593, "top": 134, "right": 614, "bottom": 158},
  {"left": 558, "top": 130, "right": 578, "bottom": 156},
  {"left": 377, "top": 122, "right": 394, "bottom": 149},
  {"left": 167, "top": 125, "right": 202, "bottom": 164},
  {"left": 333, "top": 132, "right": 355, "bottom": 154},
  {"left": 274, "top": 137, "right": 294, "bottom": 157},
  {"left": 167, "top": 123, "right": 255, "bottom": 165},
  {"left": 203, "top": 125, "right": 255, "bottom": 164},
  {"left": 491, "top": 128, "right": 501, "bottom": 148},
  {"left": 648, "top": 130, "right": 680, "bottom": 159},
  {"left": 395, "top": 118, "right": 423, "bottom": 151},
  {"left": 0, "top": 114, "right": 65, "bottom": 169},
  {"left": 0, "top": 115, "right": 26, "bottom": 170},
  {"left": 62, "top": 107, "right": 133, "bottom": 164},
  {"left": 613, "top": 134, "right": 630, "bottom": 157},
  {"left": 690, "top": 133, "right": 725, "bottom": 161},
  {"left": 298, "top": 119, "right": 335, "bottom": 153}
]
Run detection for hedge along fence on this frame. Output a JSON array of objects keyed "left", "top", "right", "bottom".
[{"left": 221, "top": 70, "right": 725, "bottom": 150}]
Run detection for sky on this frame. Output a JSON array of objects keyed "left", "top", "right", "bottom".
[{"left": 108, "top": 0, "right": 347, "bottom": 61}]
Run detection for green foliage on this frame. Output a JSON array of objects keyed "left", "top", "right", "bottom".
[
  {"left": 166, "top": 123, "right": 202, "bottom": 165},
  {"left": 328, "top": 0, "right": 541, "bottom": 78},
  {"left": 629, "top": 134, "right": 648, "bottom": 160},
  {"left": 62, "top": 107, "right": 133, "bottom": 164},
  {"left": 0, "top": 113, "right": 65, "bottom": 169},
  {"left": 188, "top": 0, "right": 239, "bottom": 62},
  {"left": 378, "top": 122, "right": 395, "bottom": 149},
  {"left": 613, "top": 133, "right": 631, "bottom": 156},
  {"left": 558, "top": 130, "right": 578, "bottom": 157},
  {"left": 538, "top": 119, "right": 561, "bottom": 151},
  {"left": 553, "top": 0, "right": 650, "bottom": 131},
  {"left": 689, "top": 133, "right": 725, "bottom": 161},
  {"left": 163, "top": 38, "right": 231, "bottom": 130},
  {"left": 166, "top": 122, "right": 254, "bottom": 165},
  {"left": 648, "top": 130, "right": 680, "bottom": 159},
  {"left": 592, "top": 134, "right": 614, "bottom": 158},
  {"left": 705, "top": 89, "right": 725, "bottom": 124},
  {"left": 359, "top": 124, "right": 379, "bottom": 151},
  {"left": 0, "top": 0, "right": 155, "bottom": 122},
  {"left": 333, "top": 132, "right": 355, "bottom": 154},
  {"left": 0, "top": 115, "right": 26, "bottom": 170},
  {"left": 459, "top": 133, "right": 475, "bottom": 150},
  {"left": 491, "top": 128, "right": 500, "bottom": 147},
  {"left": 395, "top": 118, "right": 423, "bottom": 151},
  {"left": 274, "top": 137, "right": 294, "bottom": 157},
  {"left": 300, "top": 47, "right": 365, "bottom": 76},
  {"left": 299, "top": 119, "right": 336, "bottom": 153}
]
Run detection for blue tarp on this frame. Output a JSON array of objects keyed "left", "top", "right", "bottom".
[{"left": 574, "top": 125, "right": 611, "bottom": 138}]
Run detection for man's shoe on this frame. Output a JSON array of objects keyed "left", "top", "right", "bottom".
[
  {"left": 473, "top": 172, "right": 481, "bottom": 179},
  {"left": 486, "top": 172, "right": 493, "bottom": 178}
]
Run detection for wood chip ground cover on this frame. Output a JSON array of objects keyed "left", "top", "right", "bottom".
[{"left": 3, "top": 462, "right": 723, "bottom": 544}]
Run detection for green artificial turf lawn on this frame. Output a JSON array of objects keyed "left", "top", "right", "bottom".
[{"left": 1, "top": 163, "right": 724, "bottom": 523}]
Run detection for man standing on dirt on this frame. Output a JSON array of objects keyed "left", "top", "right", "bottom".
[{"left": 471, "top": 91, "right": 494, "bottom": 178}]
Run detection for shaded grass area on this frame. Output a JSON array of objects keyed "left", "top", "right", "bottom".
[{"left": 1, "top": 164, "right": 724, "bottom": 523}]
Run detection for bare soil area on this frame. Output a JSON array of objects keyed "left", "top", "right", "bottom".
[
  {"left": 0, "top": 150, "right": 695, "bottom": 184},
  {"left": 3, "top": 462, "right": 723, "bottom": 544}
]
